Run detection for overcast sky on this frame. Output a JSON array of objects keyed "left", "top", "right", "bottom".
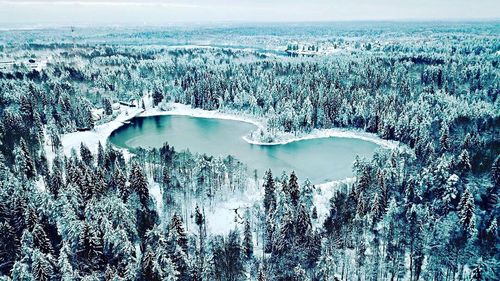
[{"left": 0, "top": 0, "right": 498, "bottom": 26}]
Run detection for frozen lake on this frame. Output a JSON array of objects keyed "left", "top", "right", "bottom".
[{"left": 109, "top": 115, "right": 380, "bottom": 183}]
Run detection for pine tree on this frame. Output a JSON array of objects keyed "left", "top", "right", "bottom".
[
  {"left": 225, "top": 230, "right": 245, "bottom": 281},
  {"left": 162, "top": 256, "right": 179, "bottom": 281},
  {"left": 49, "top": 165, "right": 64, "bottom": 198},
  {"left": 243, "top": 216, "right": 253, "bottom": 259},
  {"left": 86, "top": 108, "right": 94, "bottom": 130},
  {"left": 470, "top": 258, "right": 484, "bottom": 281},
  {"left": 458, "top": 189, "right": 475, "bottom": 234},
  {"left": 195, "top": 205, "right": 204, "bottom": 227},
  {"left": 80, "top": 142, "right": 93, "bottom": 166},
  {"left": 458, "top": 149, "right": 472, "bottom": 174},
  {"left": 142, "top": 248, "right": 157, "bottom": 280},
  {"left": 265, "top": 212, "right": 275, "bottom": 254},
  {"left": 93, "top": 168, "right": 107, "bottom": 196},
  {"left": 32, "top": 224, "right": 53, "bottom": 255},
  {"left": 33, "top": 112, "right": 44, "bottom": 146},
  {"left": 275, "top": 210, "right": 294, "bottom": 255},
  {"left": 19, "top": 138, "right": 36, "bottom": 180},
  {"left": 293, "top": 265, "right": 310, "bottom": 281},
  {"left": 153, "top": 90, "right": 164, "bottom": 107},
  {"left": 104, "top": 265, "right": 117, "bottom": 281},
  {"left": 263, "top": 169, "right": 276, "bottom": 215},
  {"left": 78, "top": 223, "right": 104, "bottom": 272},
  {"left": 170, "top": 214, "right": 188, "bottom": 253},
  {"left": 371, "top": 193, "right": 383, "bottom": 221},
  {"left": 32, "top": 251, "right": 52, "bottom": 281},
  {"left": 129, "top": 162, "right": 149, "bottom": 206},
  {"left": 280, "top": 172, "right": 289, "bottom": 196},
  {"left": 102, "top": 97, "right": 113, "bottom": 115},
  {"left": 25, "top": 206, "right": 39, "bottom": 230},
  {"left": 194, "top": 205, "right": 206, "bottom": 275},
  {"left": 113, "top": 169, "right": 128, "bottom": 200},
  {"left": 440, "top": 124, "right": 450, "bottom": 151},
  {"left": 168, "top": 241, "right": 189, "bottom": 281},
  {"left": 162, "top": 166, "right": 171, "bottom": 188},
  {"left": 0, "top": 221, "right": 18, "bottom": 275},
  {"left": 301, "top": 179, "right": 314, "bottom": 210},
  {"left": 311, "top": 206, "right": 318, "bottom": 220},
  {"left": 57, "top": 244, "right": 75, "bottom": 280},
  {"left": 316, "top": 239, "right": 336, "bottom": 281},
  {"left": 288, "top": 171, "right": 300, "bottom": 207},
  {"left": 97, "top": 141, "right": 105, "bottom": 167}
]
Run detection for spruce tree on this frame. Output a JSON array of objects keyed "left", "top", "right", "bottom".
[
  {"left": 32, "top": 224, "right": 53, "bottom": 255},
  {"left": 162, "top": 166, "right": 171, "bottom": 188},
  {"left": 170, "top": 213, "right": 188, "bottom": 253},
  {"left": 86, "top": 108, "right": 94, "bottom": 130},
  {"left": 19, "top": 138, "right": 36, "bottom": 180},
  {"left": 243, "top": 216, "right": 253, "bottom": 259},
  {"left": 80, "top": 142, "right": 93, "bottom": 167},
  {"left": 311, "top": 206, "right": 318, "bottom": 220},
  {"left": 288, "top": 171, "right": 300, "bottom": 207},
  {"left": 226, "top": 230, "right": 245, "bottom": 281},
  {"left": 49, "top": 165, "right": 64, "bottom": 198},
  {"left": 440, "top": 124, "right": 450, "bottom": 151},
  {"left": 113, "top": 169, "right": 128, "bottom": 200},
  {"left": 458, "top": 189, "right": 475, "bottom": 234},
  {"left": 0, "top": 222, "right": 18, "bottom": 275},
  {"left": 102, "top": 97, "right": 113, "bottom": 115},
  {"left": 32, "top": 251, "right": 52, "bottom": 281},
  {"left": 263, "top": 169, "right": 276, "bottom": 215},
  {"left": 153, "top": 90, "right": 164, "bottom": 107},
  {"left": 458, "top": 149, "right": 472, "bottom": 174},
  {"left": 129, "top": 162, "right": 149, "bottom": 206},
  {"left": 97, "top": 141, "right": 105, "bottom": 167},
  {"left": 194, "top": 205, "right": 206, "bottom": 274},
  {"left": 142, "top": 248, "right": 157, "bottom": 280}
]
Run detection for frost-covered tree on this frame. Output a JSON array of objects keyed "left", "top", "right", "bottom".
[
  {"left": 458, "top": 189, "right": 476, "bottom": 235},
  {"left": 129, "top": 162, "right": 149, "bottom": 206}
]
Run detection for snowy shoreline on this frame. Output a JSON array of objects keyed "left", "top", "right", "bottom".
[
  {"left": 45, "top": 101, "right": 387, "bottom": 235},
  {"left": 138, "top": 102, "right": 401, "bottom": 150},
  {"left": 46, "top": 101, "right": 400, "bottom": 181}
]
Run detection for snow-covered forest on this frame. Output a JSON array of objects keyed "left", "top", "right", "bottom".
[{"left": 0, "top": 22, "right": 499, "bottom": 280}]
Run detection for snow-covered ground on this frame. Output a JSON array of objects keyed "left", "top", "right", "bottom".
[
  {"left": 314, "top": 177, "right": 356, "bottom": 223},
  {"left": 44, "top": 104, "right": 143, "bottom": 164}
]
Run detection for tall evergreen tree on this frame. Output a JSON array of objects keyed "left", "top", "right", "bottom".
[
  {"left": 243, "top": 215, "right": 253, "bottom": 259},
  {"left": 19, "top": 138, "right": 36, "bottom": 180},
  {"left": 129, "top": 162, "right": 149, "bottom": 206},
  {"left": 80, "top": 142, "right": 93, "bottom": 167},
  {"left": 170, "top": 213, "right": 189, "bottom": 253},
  {"left": 97, "top": 141, "right": 105, "bottom": 167},
  {"left": 288, "top": 172, "right": 300, "bottom": 207},
  {"left": 458, "top": 189, "right": 476, "bottom": 234},
  {"left": 263, "top": 169, "right": 276, "bottom": 215}
]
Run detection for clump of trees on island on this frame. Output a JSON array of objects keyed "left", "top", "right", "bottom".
[{"left": 0, "top": 24, "right": 498, "bottom": 280}]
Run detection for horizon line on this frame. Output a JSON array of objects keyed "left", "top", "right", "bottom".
[{"left": 1, "top": 18, "right": 499, "bottom": 29}]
